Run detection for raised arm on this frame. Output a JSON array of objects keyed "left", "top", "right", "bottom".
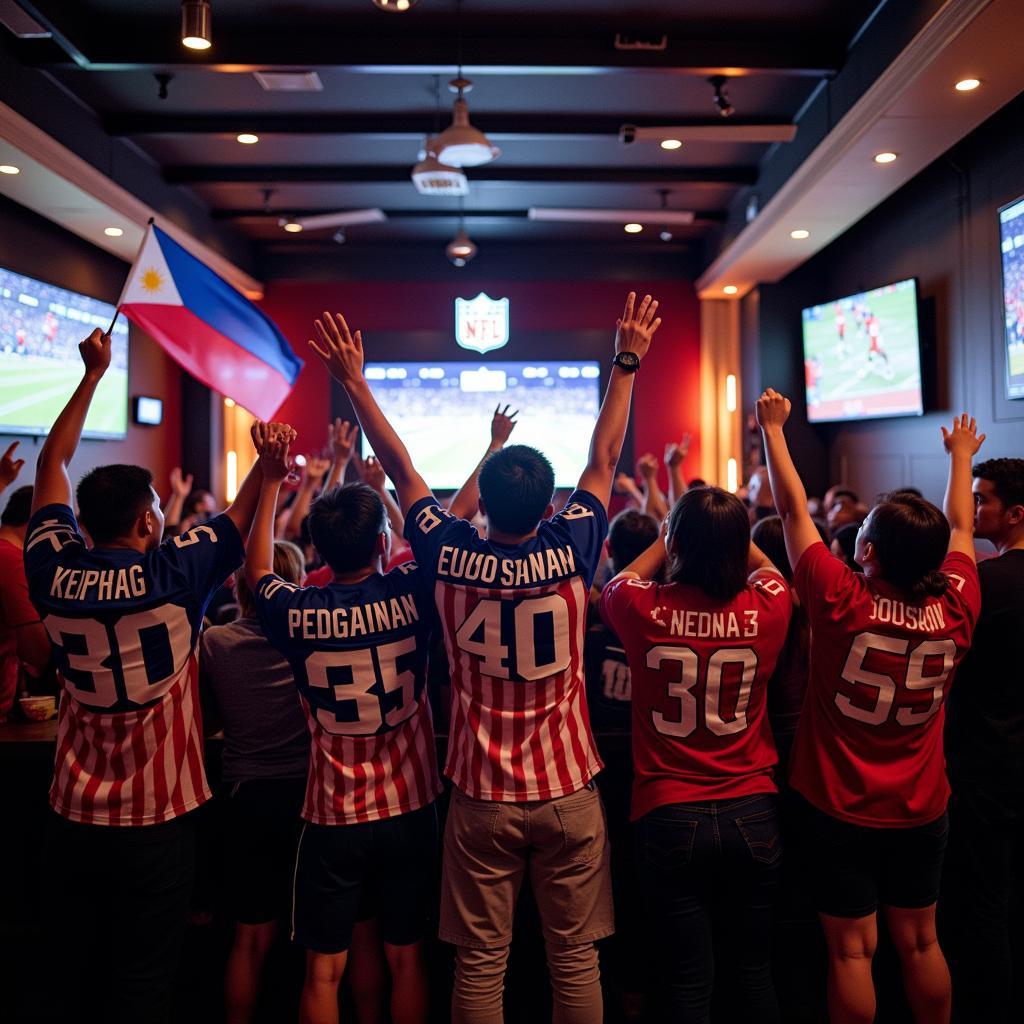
[
  {"left": 162, "top": 467, "right": 192, "bottom": 531},
  {"left": 31, "top": 329, "right": 109, "bottom": 514},
  {"left": 325, "top": 418, "right": 359, "bottom": 492},
  {"left": 577, "top": 292, "right": 662, "bottom": 507},
  {"left": 450, "top": 404, "right": 517, "bottom": 522},
  {"left": 0, "top": 443, "right": 26, "bottom": 502},
  {"left": 308, "top": 312, "right": 431, "bottom": 515},
  {"left": 244, "top": 423, "right": 293, "bottom": 589},
  {"left": 611, "top": 533, "right": 667, "bottom": 585},
  {"left": 359, "top": 454, "right": 407, "bottom": 545},
  {"left": 756, "top": 388, "right": 823, "bottom": 570},
  {"left": 279, "top": 454, "right": 330, "bottom": 540},
  {"left": 664, "top": 433, "right": 690, "bottom": 506},
  {"left": 941, "top": 413, "right": 985, "bottom": 560},
  {"left": 224, "top": 420, "right": 295, "bottom": 537},
  {"left": 637, "top": 452, "right": 670, "bottom": 521}
]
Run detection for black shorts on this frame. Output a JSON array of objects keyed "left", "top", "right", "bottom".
[
  {"left": 796, "top": 794, "right": 949, "bottom": 918},
  {"left": 223, "top": 777, "right": 306, "bottom": 925},
  {"left": 292, "top": 802, "right": 438, "bottom": 954}
]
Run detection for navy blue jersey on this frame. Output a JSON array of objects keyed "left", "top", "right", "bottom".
[
  {"left": 24, "top": 506, "right": 243, "bottom": 825},
  {"left": 255, "top": 564, "right": 441, "bottom": 824},
  {"left": 405, "top": 490, "right": 608, "bottom": 801}
]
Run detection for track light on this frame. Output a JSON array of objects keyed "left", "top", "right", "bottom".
[
  {"left": 446, "top": 225, "right": 477, "bottom": 267},
  {"left": 708, "top": 75, "right": 734, "bottom": 118},
  {"left": 181, "top": 1, "right": 212, "bottom": 50}
]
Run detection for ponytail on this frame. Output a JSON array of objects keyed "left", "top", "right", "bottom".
[{"left": 910, "top": 569, "right": 949, "bottom": 601}]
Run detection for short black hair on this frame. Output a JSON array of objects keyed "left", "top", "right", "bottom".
[
  {"left": 608, "top": 509, "right": 659, "bottom": 573},
  {"left": 1, "top": 485, "right": 33, "bottom": 527},
  {"left": 863, "top": 492, "right": 950, "bottom": 599},
  {"left": 829, "top": 488, "right": 859, "bottom": 505},
  {"left": 973, "top": 458, "right": 1024, "bottom": 510},
  {"left": 831, "top": 522, "right": 861, "bottom": 572},
  {"left": 667, "top": 487, "right": 750, "bottom": 601},
  {"left": 308, "top": 483, "right": 387, "bottom": 573},
  {"left": 76, "top": 465, "right": 155, "bottom": 544},
  {"left": 686, "top": 478, "right": 707, "bottom": 490},
  {"left": 479, "top": 445, "right": 555, "bottom": 537}
]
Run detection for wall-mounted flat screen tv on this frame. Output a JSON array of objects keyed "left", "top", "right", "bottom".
[
  {"left": 801, "top": 277, "right": 923, "bottom": 423},
  {"left": 998, "top": 195, "right": 1024, "bottom": 399},
  {"left": 0, "top": 266, "right": 129, "bottom": 439},
  {"left": 361, "top": 360, "right": 602, "bottom": 489}
]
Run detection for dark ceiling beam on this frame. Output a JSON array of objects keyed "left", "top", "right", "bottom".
[
  {"left": 168, "top": 165, "right": 756, "bottom": 186},
  {"left": 20, "top": 26, "right": 839, "bottom": 77},
  {"left": 212, "top": 208, "right": 727, "bottom": 223},
  {"left": 105, "top": 113, "right": 793, "bottom": 138}
]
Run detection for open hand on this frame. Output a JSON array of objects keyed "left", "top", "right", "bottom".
[
  {"left": 614, "top": 471, "right": 642, "bottom": 498},
  {"left": 0, "top": 442, "right": 25, "bottom": 487},
  {"left": 309, "top": 313, "right": 364, "bottom": 385},
  {"left": 664, "top": 433, "right": 691, "bottom": 468},
  {"left": 329, "top": 418, "right": 359, "bottom": 463},
  {"left": 636, "top": 453, "right": 659, "bottom": 480},
  {"left": 169, "top": 466, "right": 193, "bottom": 498},
  {"left": 614, "top": 292, "right": 662, "bottom": 361},
  {"left": 491, "top": 404, "right": 518, "bottom": 447},
  {"left": 941, "top": 413, "right": 986, "bottom": 457},
  {"left": 361, "top": 454, "right": 387, "bottom": 492},
  {"left": 79, "top": 328, "right": 111, "bottom": 379},
  {"left": 755, "top": 388, "right": 791, "bottom": 431},
  {"left": 303, "top": 454, "right": 331, "bottom": 484}
]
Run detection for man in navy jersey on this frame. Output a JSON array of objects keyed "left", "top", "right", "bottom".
[
  {"left": 25, "top": 327, "right": 280, "bottom": 1023},
  {"left": 307, "top": 292, "right": 661, "bottom": 1024},
  {"left": 245, "top": 424, "right": 441, "bottom": 1024}
]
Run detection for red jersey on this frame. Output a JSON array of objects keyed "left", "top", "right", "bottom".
[
  {"left": 0, "top": 538, "right": 39, "bottom": 717},
  {"left": 407, "top": 491, "right": 607, "bottom": 802},
  {"left": 25, "top": 506, "right": 245, "bottom": 826},
  {"left": 601, "top": 570, "right": 792, "bottom": 820},
  {"left": 791, "top": 544, "right": 980, "bottom": 826}
]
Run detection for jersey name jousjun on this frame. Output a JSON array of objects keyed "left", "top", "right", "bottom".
[
  {"left": 25, "top": 505, "right": 244, "bottom": 826},
  {"left": 406, "top": 491, "right": 608, "bottom": 802}
]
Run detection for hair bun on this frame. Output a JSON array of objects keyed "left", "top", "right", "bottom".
[{"left": 912, "top": 569, "right": 949, "bottom": 600}]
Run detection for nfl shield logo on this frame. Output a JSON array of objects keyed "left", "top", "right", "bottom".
[{"left": 455, "top": 293, "right": 510, "bottom": 354}]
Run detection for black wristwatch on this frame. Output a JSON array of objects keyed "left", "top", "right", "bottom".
[{"left": 613, "top": 351, "right": 641, "bottom": 374}]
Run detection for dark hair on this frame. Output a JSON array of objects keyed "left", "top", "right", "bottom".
[
  {"left": 751, "top": 515, "right": 790, "bottom": 580},
  {"left": 479, "top": 445, "right": 555, "bottom": 537},
  {"left": 886, "top": 486, "right": 922, "bottom": 500},
  {"left": 862, "top": 492, "right": 950, "bottom": 599},
  {"left": 686, "top": 478, "right": 707, "bottom": 490},
  {"left": 1, "top": 485, "right": 33, "bottom": 527},
  {"left": 236, "top": 540, "right": 305, "bottom": 616},
  {"left": 76, "top": 465, "right": 155, "bottom": 543},
  {"left": 308, "top": 483, "right": 387, "bottom": 573},
  {"left": 973, "top": 458, "right": 1024, "bottom": 510},
  {"left": 831, "top": 522, "right": 861, "bottom": 572},
  {"left": 667, "top": 487, "right": 750, "bottom": 601},
  {"left": 185, "top": 489, "right": 213, "bottom": 515},
  {"left": 608, "top": 509, "right": 659, "bottom": 573},
  {"left": 829, "top": 487, "right": 859, "bottom": 505}
]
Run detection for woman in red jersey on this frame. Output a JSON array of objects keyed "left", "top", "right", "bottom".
[
  {"left": 601, "top": 487, "right": 792, "bottom": 1023},
  {"left": 757, "top": 389, "right": 983, "bottom": 1024}
]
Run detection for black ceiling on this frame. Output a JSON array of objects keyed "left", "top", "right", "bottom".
[{"left": 10, "top": 0, "right": 883, "bottom": 265}]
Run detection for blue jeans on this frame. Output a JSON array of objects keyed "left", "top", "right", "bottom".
[{"left": 634, "top": 793, "right": 782, "bottom": 1023}]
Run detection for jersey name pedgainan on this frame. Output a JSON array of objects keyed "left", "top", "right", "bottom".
[
  {"left": 49, "top": 564, "right": 147, "bottom": 601},
  {"left": 868, "top": 596, "right": 946, "bottom": 632},
  {"left": 437, "top": 544, "right": 577, "bottom": 586},
  {"left": 670, "top": 608, "right": 759, "bottom": 639},
  {"left": 287, "top": 594, "right": 420, "bottom": 640}
]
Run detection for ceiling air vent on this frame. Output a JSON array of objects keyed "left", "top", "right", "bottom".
[{"left": 253, "top": 71, "right": 323, "bottom": 92}]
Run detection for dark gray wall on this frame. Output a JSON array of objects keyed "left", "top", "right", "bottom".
[{"left": 744, "top": 91, "right": 1024, "bottom": 505}]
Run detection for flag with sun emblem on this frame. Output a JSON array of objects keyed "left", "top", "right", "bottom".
[{"left": 117, "top": 224, "right": 302, "bottom": 418}]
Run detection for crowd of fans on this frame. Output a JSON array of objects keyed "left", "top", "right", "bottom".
[{"left": 0, "top": 292, "right": 1021, "bottom": 1024}]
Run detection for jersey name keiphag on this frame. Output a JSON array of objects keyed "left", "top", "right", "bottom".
[
  {"left": 256, "top": 564, "right": 441, "bottom": 825},
  {"left": 406, "top": 490, "right": 607, "bottom": 802},
  {"left": 25, "top": 505, "right": 243, "bottom": 826}
]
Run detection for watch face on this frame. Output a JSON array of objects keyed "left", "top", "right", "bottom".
[{"left": 616, "top": 352, "right": 640, "bottom": 369}]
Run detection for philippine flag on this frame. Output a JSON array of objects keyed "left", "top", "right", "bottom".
[{"left": 117, "top": 224, "right": 301, "bottom": 419}]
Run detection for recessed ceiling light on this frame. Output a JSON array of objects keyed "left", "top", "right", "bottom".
[
  {"left": 954, "top": 78, "right": 981, "bottom": 92},
  {"left": 723, "top": 285, "right": 738, "bottom": 295},
  {"left": 236, "top": 133, "right": 259, "bottom": 145},
  {"left": 660, "top": 139, "right": 682, "bottom": 151},
  {"left": 790, "top": 228, "right": 810, "bottom": 239},
  {"left": 224, "top": 397, "right": 235, "bottom": 408},
  {"left": 624, "top": 222, "right": 643, "bottom": 234},
  {"left": 874, "top": 151, "right": 898, "bottom": 164},
  {"left": 0, "top": 164, "right": 20, "bottom": 175},
  {"left": 104, "top": 227, "right": 124, "bottom": 237},
  {"left": 279, "top": 217, "right": 303, "bottom": 233}
]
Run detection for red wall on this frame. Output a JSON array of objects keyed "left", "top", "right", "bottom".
[{"left": 261, "top": 279, "right": 701, "bottom": 492}]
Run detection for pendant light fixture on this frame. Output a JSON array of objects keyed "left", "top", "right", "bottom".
[
  {"left": 446, "top": 204, "right": 477, "bottom": 267},
  {"left": 412, "top": 140, "right": 470, "bottom": 196},
  {"left": 181, "top": 1, "right": 212, "bottom": 50},
  {"left": 433, "top": 78, "right": 500, "bottom": 168}
]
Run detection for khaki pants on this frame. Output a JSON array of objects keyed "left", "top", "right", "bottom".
[{"left": 440, "top": 783, "right": 614, "bottom": 949}]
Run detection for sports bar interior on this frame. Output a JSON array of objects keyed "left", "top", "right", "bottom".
[{"left": 1, "top": 1, "right": 1023, "bottom": 1022}]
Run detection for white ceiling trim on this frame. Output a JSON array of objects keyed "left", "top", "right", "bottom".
[
  {"left": 696, "top": 0, "right": 1021, "bottom": 299},
  {"left": 0, "top": 99, "right": 264, "bottom": 299}
]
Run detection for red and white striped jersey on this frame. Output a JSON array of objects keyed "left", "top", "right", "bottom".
[
  {"left": 407, "top": 491, "right": 608, "bottom": 802},
  {"left": 25, "top": 505, "right": 245, "bottom": 826},
  {"left": 255, "top": 563, "right": 442, "bottom": 826}
]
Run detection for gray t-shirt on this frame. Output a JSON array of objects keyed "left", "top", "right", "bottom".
[{"left": 200, "top": 617, "right": 309, "bottom": 783}]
